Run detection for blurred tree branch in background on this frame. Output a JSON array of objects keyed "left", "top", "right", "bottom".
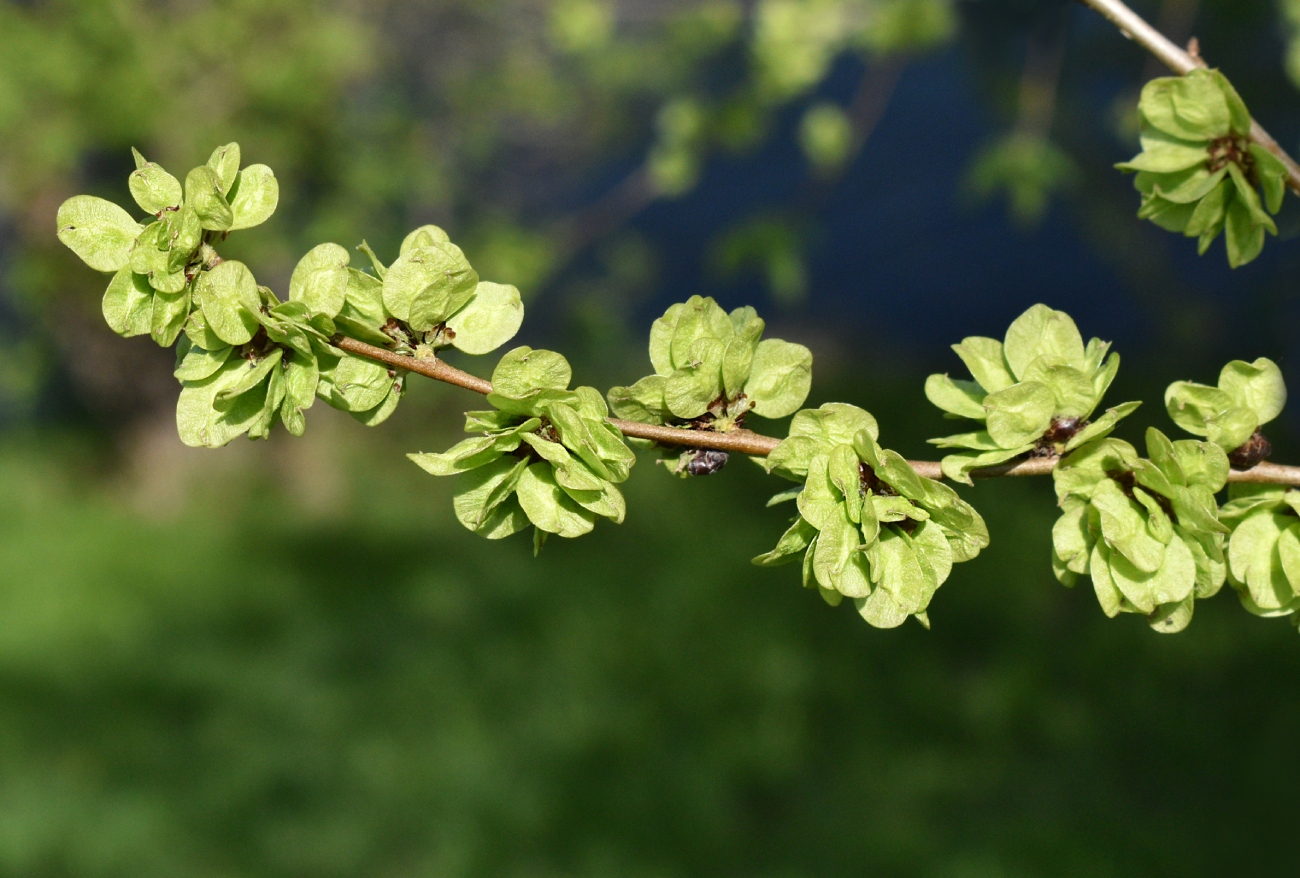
[{"left": 1, "top": 0, "right": 957, "bottom": 429}]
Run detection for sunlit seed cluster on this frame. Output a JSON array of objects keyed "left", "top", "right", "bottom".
[
  {"left": 57, "top": 145, "right": 1299, "bottom": 636},
  {"left": 57, "top": 146, "right": 524, "bottom": 448}
]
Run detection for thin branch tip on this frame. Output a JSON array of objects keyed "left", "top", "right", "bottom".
[{"left": 1078, "top": 0, "right": 1300, "bottom": 194}]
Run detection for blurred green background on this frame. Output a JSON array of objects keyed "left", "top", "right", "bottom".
[{"left": 4, "top": 0, "right": 1300, "bottom": 875}]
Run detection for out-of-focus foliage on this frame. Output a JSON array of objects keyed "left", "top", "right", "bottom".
[
  {"left": 799, "top": 101, "right": 856, "bottom": 172},
  {"left": 3, "top": 0, "right": 957, "bottom": 423},
  {"left": 967, "top": 132, "right": 1078, "bottom": 227},
  {"left": 646, "top": 0, "right": 954, "bottom": 193},
  {"left": 1283, "top": 0, "right": 1300, "bottom": 87},
  {"left": 752, "top": 0, "right": 953, "bottom": 101},
  {"left": 2, "top": 408, "right": 1299, "bottom": 875},
  {"left": 709, "top": 216, "right": 811, "bottom": 306},
  {"left": 0, "top": 0, "right": 369, "bottom": 209}
]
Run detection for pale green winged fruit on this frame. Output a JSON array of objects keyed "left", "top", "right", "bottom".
[
  {"left": 193, "top": 260, "right": 262, "bottom": 346},
  {"left": 177, "top": 284, "right": 338, "bottom": 446},
  {"left": 279, "top": 223, "right": 527, "bottom": 425},
  {"left": 128, "top": 148, "right": 183, "bottom": 215},
  {"left": 303, "top": 262, "right": 408, "bottom": 427},
  {"left": 289, "top": 243, "right": 352, "bottom": 319},
  {"left": 60, "top": 146, "right": 493, "bottom": 442},
  {"left": 314, "top": 340, "right": 408, "bottom": 428},
  {"left": 59, "top": 186, "right": 202, "bottom": 344},
  {"left": 1051, "top": 427, "right": 1229, "bottom": 633},
  {"left": 57, "top": 145, "right": 276, "bottom": 348},
  {"left": 202, "top": 142, "right": 280, "bottom": 231},
  {"left": 1116, "top": 69, "right": 1287, "bottom": 268},
  {"left": 925, "top": 304, "right": 1139, "bottom": 484},
  {"left": 228, "top": 165, "right": 279, "bottom": 231},
  {"left": 1165, "top": 357, "right": 1285, "bottom": 468},
  {"left": 1218, "top": 485, "right": 1300, "bottom": 622},
  {"left": 409, "top": 347, "right": 636, "bottom": 549},
  {"left": 377, "top": 225, "right": 524, "bottom": 356},
  {"left": 180, "top": 280, "right": 394, "bottom": 443},
  {"left": 56, "top": 195, "right": 143, "bottom": 274},
  {"left": 127, "top": 206, "right": 203, "bottom": 294},
  {"left": 206, "top": 143, "right": 241, "bottom": 194},
  {"left": 185, "top": 165, "right": 234, "bottom": 232},
  {"left": 607, "top": 296, "right": 812, "bottom": 477},
  {"left": 754, "top": 403, "right": 989, "bottom": 629}
]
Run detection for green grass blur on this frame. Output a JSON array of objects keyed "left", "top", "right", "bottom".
[{"left": 0, "top": 371, "right": 1297, "bottom": 876}]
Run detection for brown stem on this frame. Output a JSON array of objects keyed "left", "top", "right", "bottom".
[
  {"left": 1077, "top": 0, "right": 1300, "bottom": 195},
  {"left": 1221, "top": 461, "right": 1300, "bottom": 485},
  {"left": 335, "top": 336, "right": 492, "bottom": 395},
  {"left": 331, "top": 335, "right": 1300, "bottom": 486}
]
